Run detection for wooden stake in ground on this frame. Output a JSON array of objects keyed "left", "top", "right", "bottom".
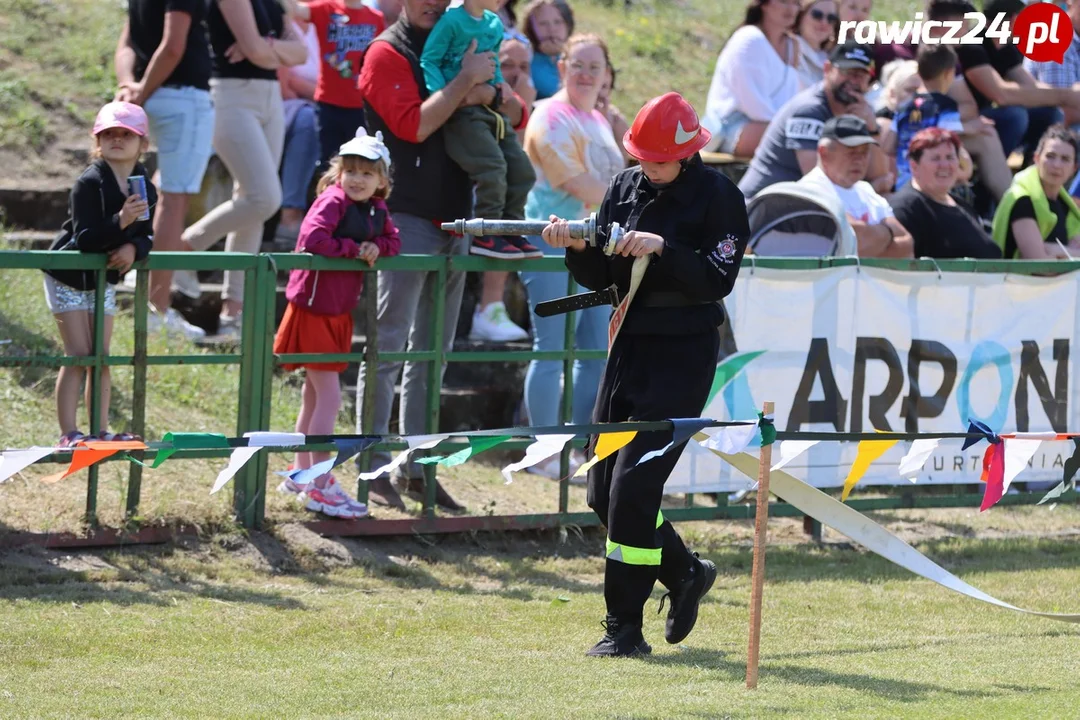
[{"left": 746, "top": 401, "right": 774, "bottom": 690}]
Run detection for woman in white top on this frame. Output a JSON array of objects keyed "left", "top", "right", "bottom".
[
  {"left": 702, "top": 0, "right": 802, "bottom": 157},
  {"left": 794, "top": 0, "right": 837, "bottom": 90}
]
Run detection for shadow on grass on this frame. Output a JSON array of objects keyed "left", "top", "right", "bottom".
[
  {"left": 4, "top": 521, "right": 1080, "bottom": 613},
  {"left": 646, "top": 648, "right": 1024, "bottom": 702}
]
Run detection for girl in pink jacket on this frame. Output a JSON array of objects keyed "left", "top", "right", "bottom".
[{"left": 274, "top": 128, "right": 400, "bottom": 519}]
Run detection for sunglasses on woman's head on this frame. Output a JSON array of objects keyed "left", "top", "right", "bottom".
[{"left": 809, "top": 8, "right": 839, "bottom": 22}]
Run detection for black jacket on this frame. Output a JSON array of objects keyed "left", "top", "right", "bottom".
[
  {"left": 565, "top": 155, "right": 750, "bottom": 336},
  {"left": 44, "top": 159, "right": 156, "bottom": 291}
]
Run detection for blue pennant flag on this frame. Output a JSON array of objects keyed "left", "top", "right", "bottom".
[
  {"left": 636, "top": 418, "right": 712, "bottom": 466},
  {"left": 962, "top": 419, "right": 1000, "bottom": 451},
  {"left": 333, "top": 437, "right": 379, "bottom": 468}
]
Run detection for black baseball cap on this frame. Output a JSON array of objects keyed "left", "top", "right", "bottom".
[
  {"left": 829, "top": 41, "right": 875, "bottom": 72},
  {"left": 820, "top": 115, "right": 879, "bottom": 147}
]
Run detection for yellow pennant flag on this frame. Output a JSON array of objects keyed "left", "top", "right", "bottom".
[
  {"left": 574, "top": 431, "right": 638, "bottom": 478},
  {"left": 841, "top": 438, "right": 900, "bottom": 501}
]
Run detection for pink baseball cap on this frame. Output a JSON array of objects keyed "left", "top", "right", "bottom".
[{"left": 92, "top": 101, "right": 149, "bottom": 137}]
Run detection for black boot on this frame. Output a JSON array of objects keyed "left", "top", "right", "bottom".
[
  {"left": 585, "top": 615, "right": 652, "bottom": 658},
  {"left": 659, "top": 553, "right": 717, "bottom": 644}
]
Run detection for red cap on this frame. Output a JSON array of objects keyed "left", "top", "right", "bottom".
[{"left": 622, "top": 92, "right": 711, "bottom": 163}]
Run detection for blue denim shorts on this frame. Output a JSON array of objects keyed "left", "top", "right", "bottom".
[
  {"left": 715, "top": 110, "right": 751, "bottom": 155},
  {"left": 143, "top": 86, "right": 215, "bottom": 194}
]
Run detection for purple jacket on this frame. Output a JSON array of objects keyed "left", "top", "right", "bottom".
[{"left": 285, "top": 186, "right": 401, "bottom": 316}]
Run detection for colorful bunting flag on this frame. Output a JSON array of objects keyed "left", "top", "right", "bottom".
[
  {"left": 42, "top": 439, "right": 147, "bottom": 484},
  {"left": 0, "top": 447, "right": 55, "bottom": 483},
  {"left": 151, "top": 432, "right": 230, "bottom": 469},
  {"left": 357, "top": 434, "right": 447, "bottom": 481},
  {"left": 244, "top": 431, "right": 306, "bottom": 447},
  {"left": 333, "top": 437, "right": 379, "bottom": 468},
  {"left": 501, "top": 434, "right": 575, "bottom": 484},
  {"left": 980, "top": 442, "right": 1006, "bottom": 511},
  {"left": 897, "top": 438, "right": 940, "bottom": 482},
  {"left": 698, "top": 420, "right": 760, "bottom": 456},
  {"left": 1037, "top": 437, "right": 1080, "bottom": 505},
  {"left": 841, "top": 436, "right": 901, "bottom": 501},
  {"left": 637, "top": 419, "right": 714, "bottom": 466},
  {"left": 417, "top": 436, "right": 511, "bottom": 467},
  {"left": 210, "top": 446, "right": 261, "bottom": 494},
  {"left": 288, "top": 458, "right": 337, "bottom": 486},
  {"left": 574, "top": 431, "right": 638, "bottom": 478},
  {"left": 962, "top": 419, "right": 998, "bottom": 450},
  {"left": 1001, "top": 435, "right": 1049, "bottom": 495},
  {"left": 770, "top": 440, "right": 819, "bottom": 471}
]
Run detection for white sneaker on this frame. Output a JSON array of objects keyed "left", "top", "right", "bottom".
[
  {"left": 171, "top": 270, "right": 202, "bottom": 300},
  {"left": 469, "top": 302, "right": 529, "bottom": 342},
  {"left": 148, "top": 307, "right": 206, "bottom": 340},
  {"left": 215, "top": 313, "right": 242, "bottom": 339}
]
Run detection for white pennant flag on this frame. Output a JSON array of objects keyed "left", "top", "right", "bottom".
[
  {"left": 698, "top": 421, "right": 759, "bottom": 454},
  {"left": 1002, "top": 436, "right": 1048, "bottom": 493},
  {"left": 771, "top": 440, "right": 819, "bottom": 471},
  {"left": 358, "top": 434, "right": 446, "bottom": 481},
  {"left": 210, "top": 446, "right": 262, "bottom": 494},
  {"left": 1038, "top": 480, "right": 1070, "bottom": 505},
  {"left": 501, "top": 434, "right": 575, "bottom": 484},
  {"left": 898, "top": 438, "right": 940, "bottom": 481},
  {"left": 243, "top": 431, "right": 306, "bottom": 447},
  {"left": 0, "top": 447, "right": 56, "bottom": 483}
]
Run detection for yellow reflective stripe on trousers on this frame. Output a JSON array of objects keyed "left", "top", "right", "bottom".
[
  {"left": 656, "top": 510, "right": 664, "bottom": 528},
  {"left": 606, "top": 538, "right": 662, "bottom": 566}
]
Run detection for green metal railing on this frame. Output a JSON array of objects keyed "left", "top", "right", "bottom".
[{"left": 1, "top": 250, "right": 1076, "bottom": 539}]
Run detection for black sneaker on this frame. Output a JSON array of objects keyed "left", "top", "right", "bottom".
[
  {"left": 507, "top": 235, "right": 544, "bottom": 258},
  {"left": 659, "top": 553, "right": 717, "bottom": 644},
  {"left": 470, "top": 236, "right": 524, "bottom": 259},
  {"left": 585, "top": 615, "right": 652, "bottom": 658}
]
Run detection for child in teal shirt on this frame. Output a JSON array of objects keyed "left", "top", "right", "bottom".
[{"left": 421, "top": 0, "right": 538, "bottom": 260}]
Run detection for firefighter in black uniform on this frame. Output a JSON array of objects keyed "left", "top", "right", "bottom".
[{"left": 542, "top": 92, "right": 751, "bottom": 657}]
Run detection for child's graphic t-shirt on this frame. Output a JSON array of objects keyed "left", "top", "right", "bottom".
[
  {"left": 890, "top": 92, "right": 963, "bottom": 190},
  {"left": 308, "top": 0, "right": 385, "bottom": 108}
]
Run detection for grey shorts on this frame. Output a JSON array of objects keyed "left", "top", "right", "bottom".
[{"left": 43, "top": 275, "right": 117, "bottom": 316}]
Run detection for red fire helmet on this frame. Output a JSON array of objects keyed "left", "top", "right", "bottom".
[{"left": 622, "top": 92, "right": 712, "bottom": 163}]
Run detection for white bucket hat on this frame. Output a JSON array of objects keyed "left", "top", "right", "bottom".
[{"left": 338, "top": 127, "right": 391, "bottom": 168}]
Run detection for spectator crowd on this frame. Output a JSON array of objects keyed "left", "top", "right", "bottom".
[{"left": 45, "top": 0, "right": 1080, "bottom": 516}]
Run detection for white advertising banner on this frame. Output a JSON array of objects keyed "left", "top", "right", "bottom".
[{"left": 665, "top": 267, "right": 1080, "bottom": 494}]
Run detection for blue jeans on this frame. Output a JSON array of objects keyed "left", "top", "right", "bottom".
[
  {"left": 143, "top": 85, "right": 215, "bottom": 194},
  {"left": 982, "top": 104, "right": 1063, "bottom": 159},
  {"left": 520, "top": 235, "right": 608, "bottom": 426},
  {"left": 281, "top": 100, "right": 319, "bottom": 210},
  {"left": 317, "top": 102, "right": 366, "bottom": 168}
]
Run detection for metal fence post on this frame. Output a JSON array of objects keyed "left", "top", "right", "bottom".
[
  {"left": 126, "top": 266, "right": 150, "bottom": 520},
  {"left": 234, "top": 259, "right": 264, "bottom": 528},
  {"left": 85, "top": 268, "right": 107, "bottom": 528}
]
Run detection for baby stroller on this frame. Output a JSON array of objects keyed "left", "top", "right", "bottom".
[{"left": 746, "top": 181, "right": 857, "bottom": 257}]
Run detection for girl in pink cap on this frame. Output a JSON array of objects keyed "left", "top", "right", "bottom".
[{"left": 43, "top": 101, "right": 157, "bottom": 447}]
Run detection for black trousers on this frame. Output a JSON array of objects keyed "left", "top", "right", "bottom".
[{"left": 586, "top": 328, "right": 721, "bottom": 623}]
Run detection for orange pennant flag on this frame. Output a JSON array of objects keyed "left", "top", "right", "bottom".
[
  {"left": 41, "top": 440, "right": 147, "bottom": 484},
  {"left": 841, "top": 437, "right": 901, "bottom": 501}
]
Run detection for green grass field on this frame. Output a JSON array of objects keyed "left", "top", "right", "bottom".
[{"left": 1, "top": 514, "right": 1079, "bottom": 718}]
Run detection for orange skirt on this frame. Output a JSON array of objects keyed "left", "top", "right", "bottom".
[{"left": 273, "top": 302, "right": 353, "bottom": 373}]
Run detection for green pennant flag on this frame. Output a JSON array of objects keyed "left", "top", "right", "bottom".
[
  {"left": 758, "top": 412, "right": 776, "bottom": 447},
  {"left": 416, "top": 435, "right": 511, "bottom": 468},
  {"left": 150, "top": 432, "right": 230, "bottom": 469}
]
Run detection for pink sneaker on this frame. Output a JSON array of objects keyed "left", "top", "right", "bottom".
[
  {"left": 304, "top": 475, "right": 368, "bottom": 519},
  {"left": 318, "top": 474, "right": 369, "bottom": 518}
]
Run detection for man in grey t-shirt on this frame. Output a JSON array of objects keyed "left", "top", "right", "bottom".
[{"left": 738, "top": 41, "right": 884, "bottom": 200}]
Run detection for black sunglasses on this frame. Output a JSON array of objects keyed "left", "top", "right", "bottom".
[{"left": 809, "top": 8, "right": 839, "bottom": 22}]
